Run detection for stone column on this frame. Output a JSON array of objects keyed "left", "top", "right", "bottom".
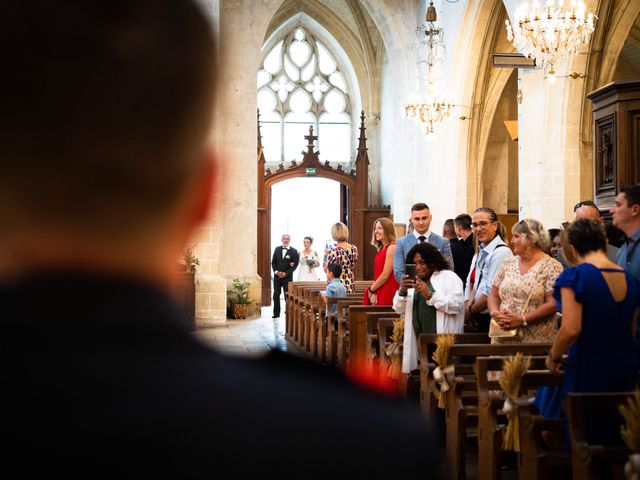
[{"left": 517, "top": 61, "right": 587, "bottom": 229}]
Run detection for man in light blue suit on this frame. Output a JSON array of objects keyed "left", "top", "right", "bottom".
[{"left": 394, "top": 202, "right": 454, "bottom": 284}]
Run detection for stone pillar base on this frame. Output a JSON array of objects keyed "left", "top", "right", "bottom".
[{"left": 195, "top": 274, "right": 227, "bottom": 327}]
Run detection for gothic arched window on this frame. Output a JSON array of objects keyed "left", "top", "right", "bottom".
[{"left": 258, "top": 27, "right": 352, "bottom": 164}]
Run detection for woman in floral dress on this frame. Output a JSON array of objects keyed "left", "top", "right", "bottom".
[
  {"left": 487, "top": 218, "right": 563, "bottom": 344},
  {"left": 297, "top": 236, "right": 320, "bottom": 281},
  {"left": 325, "top": 222, "right": 358, "bottom": 293}
]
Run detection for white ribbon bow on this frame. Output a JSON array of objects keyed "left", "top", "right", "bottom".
[
  {"left": 625, "top": 453, "right": 640, "bottom": 480},
  {"left": 433, "top": 365, "right": 455, "bottom": 392},
  {"left": 501, "top": 395, "right": 534, "bottom": 416}
]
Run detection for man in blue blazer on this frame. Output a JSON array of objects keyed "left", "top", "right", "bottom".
[{"left": 394, "top": 202, "right": 454, "bottom": 283}]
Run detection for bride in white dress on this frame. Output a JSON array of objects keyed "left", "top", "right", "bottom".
[{"left": 297, "top": 236, "right": 320, "bottom": 281}]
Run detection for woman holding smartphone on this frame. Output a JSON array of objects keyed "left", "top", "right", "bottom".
[{"left": 393, "top": 242, "right": 465, "bottom": 374}]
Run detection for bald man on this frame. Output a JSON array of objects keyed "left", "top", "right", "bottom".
[{"left": 573, "top": 200, "right": 619, "bottom": 262}]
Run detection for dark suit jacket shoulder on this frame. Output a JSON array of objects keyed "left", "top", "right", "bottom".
[
  {"left": 272, "top": 246, "right": 299, "bottom": 277},
  {"left": 1, "top": 273, "right": 435, "bottom": 477}
]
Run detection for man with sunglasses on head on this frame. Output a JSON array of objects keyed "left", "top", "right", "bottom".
[
  {"left": 573, "top": 200, "right": 619, "bottom": 262},
  {"left": 464, "top": 207, "right": 513, "bottom": 333}
]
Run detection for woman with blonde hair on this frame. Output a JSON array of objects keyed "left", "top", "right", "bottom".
[
  {"left": 487, "top": 218, "right": 563, "bottom": 344},
  {"left": 363, "top": 218, "right": 399, "bottom": 305},
  {"left": 325, "top": 222, "right": 358, "bottom": 293}
]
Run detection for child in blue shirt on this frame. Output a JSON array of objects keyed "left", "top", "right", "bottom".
[{"left": 324, "top": 263, "right": 347, "bottom": 316}]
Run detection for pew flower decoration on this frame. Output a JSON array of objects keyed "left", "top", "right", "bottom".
[
  {"left": 619, "top": 389, "right": 640, "bottom": 480},
  {"left": 499, "top": 353, "right": 532, "bottom": 452},
  {"left": 385, "top": 319, "right": 404, "bottom": 380},
  {"left": 432, "top": 334, "right": 456, "bottom": 409}
]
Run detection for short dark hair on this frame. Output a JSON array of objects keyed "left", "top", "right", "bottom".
[
  {"left": 454, "top": 214, "right": 472, "bottom": 230},
  {"left": 327, "top": 263, "right": 342, "bottom": 278},
  {"left": 621, "top": 185, "right": 640, "bottom": 208},
  {"left": 405, "top": 242, "right": 450, "bottom": 272},
  {"left": 548, "top": 228, "right": 561, "bottom": 241},
  {"left": 444, "top": 219, "right": 455, "bottom": 229},
  {"left": 567, "top": 219, "right": 607, "bottom": 256},
  {"left": 411, "top": 203, "right": 430, "bottom": 212},
  {"left": 0, "top": 0, "right": 215, "bottom": 238}
]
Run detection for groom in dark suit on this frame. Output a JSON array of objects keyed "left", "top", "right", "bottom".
[{"left": 271, "top": 233, "right": 299, "bottom": 318}]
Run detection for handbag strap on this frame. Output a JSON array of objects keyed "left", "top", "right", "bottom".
[{"left": 521, "top": 257, "right": 550, "bottom": 313}]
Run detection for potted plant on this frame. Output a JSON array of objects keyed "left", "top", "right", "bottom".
[
  {"left": 182, "top": 246, "right": 200, "bottom": 273},
  {"left": 227, "top": 277, "right": 251, "bottom": 319}
]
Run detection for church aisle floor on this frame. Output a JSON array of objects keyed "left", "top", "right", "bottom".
[
  {"left": 194, "top": 305, "right": 296, "bottom": 357},
  {"left": 193, "top": 303, "right": 519, "bottom": 480}
]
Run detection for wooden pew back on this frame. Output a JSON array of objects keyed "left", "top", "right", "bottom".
[
  {"left": 475, "top": 355, "right": 564, "bottom": 480},
  {"left": 442, "top": 343, "right": 551, "bottom": 480},
  {"left": 566, "top": 391, "right": 633, "bottom": 480}
]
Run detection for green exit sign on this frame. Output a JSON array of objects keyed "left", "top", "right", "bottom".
[{"left": 305, "top": 167, "right": 316, "bottom": 176}]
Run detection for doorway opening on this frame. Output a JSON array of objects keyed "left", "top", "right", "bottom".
[{"left": 271, "top": 177, "right": 341, "bottom": 282}]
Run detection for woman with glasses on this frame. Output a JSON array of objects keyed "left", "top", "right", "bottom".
[
  {"left": 363, "top": 218, "right": 399, "bottom": 305},
  {"left": 535, "top": 219, "right": 639, "bottom": 450},
  {"left": 487, "top": 218, "right": 563, "bottom": 344},
  {"left": 464, "top": 207, "right": 513, "bottom": 333}
]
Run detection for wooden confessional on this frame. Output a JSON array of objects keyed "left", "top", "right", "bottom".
[{"left": 587, "top": 80, "right": 640, "bottom": 212}]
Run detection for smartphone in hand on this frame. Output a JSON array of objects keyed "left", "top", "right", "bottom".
[{"left": 405, "top": 263, "right": 416, "bottom": 280}]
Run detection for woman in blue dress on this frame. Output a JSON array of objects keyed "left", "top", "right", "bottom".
[{"left": 536, "top": 218, "right": 639, "bottom": 450}]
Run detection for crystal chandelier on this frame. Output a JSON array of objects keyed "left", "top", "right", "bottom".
[
  {"left": 404, "top": 93, "right": 455, "bottom": 138},
  {"left": 505, "top": 0, "right": 596, "bottom": 77},
  {"left": 404, "top": 1, "right": 454, "bottom": 139}
]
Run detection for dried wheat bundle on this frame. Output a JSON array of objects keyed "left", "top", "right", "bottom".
[
  {"left": 499, "top": 353, "right": 531, "bottom": 452},
  {"left": 620, "top": 389, "right": 640, "bottom": 453},
  {"left": 386, "top": 319, "right": 404, "bottom": 380},
  {"left": 432, "top": 334, "right": 456, "bottom": 408}
]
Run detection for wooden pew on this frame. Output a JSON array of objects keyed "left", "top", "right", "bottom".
[
  {"left": 518, "top": 397, "right": 570, "bottom": 480},
  {"left": 305, "top": 289, "right": 323, "bottom": 356},
  {"left": 566, "top": 391, "right": 633, "bottom": 480},
  {"left": 476, "top": 355, "right": 565, "bottom": 480},
  {"left": 285, "top": 281, "right": 324, "bottom": 339},
  {"left": 342, "top": 305, "right": 394, "bottom": 372},
  {"left": 418, "top": 333, "right": 491, "bottom": 426},
  {"left": 294, "top": 283, "right": 324, "bottom": 345},
  {"left": 326, "top": 296, "right": 362, "bottom": 366},
  {"left": 442, "top": 343, "right": 551, "bottom": 480},
  {"left": 376, "top": 317, "right": 400, "bottom": 379},
  {"left": 362, "top": 311, "right": 401, "bottom": 377},
  {"left": 300, "top": 285, "right": 325, "bottom": 352}
]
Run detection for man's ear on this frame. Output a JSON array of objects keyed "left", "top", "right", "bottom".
[{"left": 631, "top": 203, "right": 640, "bottom": 217}]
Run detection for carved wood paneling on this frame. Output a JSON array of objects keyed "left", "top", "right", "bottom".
[
  {"left": 594, "top": 114, "right": 616, "bottom": 195},
  {"left": 587, "top": 80, "right": 640, "bottom": 212}
]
